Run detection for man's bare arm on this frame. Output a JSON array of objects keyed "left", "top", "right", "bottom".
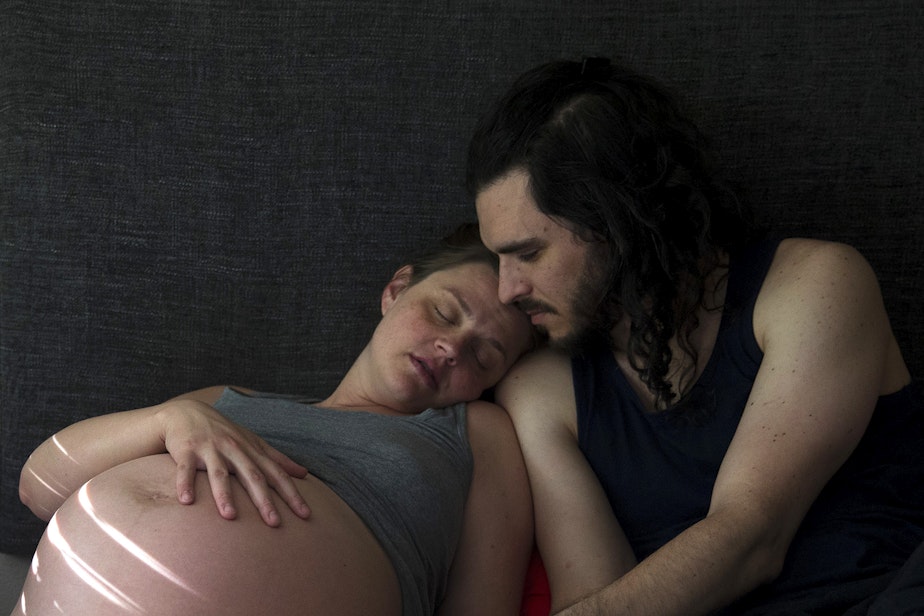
[{"left": 556, "top": 239, "right": 905, "bottom": 615}]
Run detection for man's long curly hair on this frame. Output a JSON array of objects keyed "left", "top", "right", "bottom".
[{"left": 466, "top": 58, "right": 756, "bottom": 410}]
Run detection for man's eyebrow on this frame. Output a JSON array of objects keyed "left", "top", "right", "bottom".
[
  {"left": 492, "top": 237, "right": 542, "bottom": 255},
  {"left": 446, "top": 287, "right": 507, "bottom": 360}
]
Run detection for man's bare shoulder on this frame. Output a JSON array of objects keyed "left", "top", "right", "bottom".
[
  {"left": 755, "top": 237, "right": 882, "bottom": 340},
  {"left": 463, "top": 399, "right": 521, "bottom": 448},
  {"left": 499, "top": 347, "right": 572, "bottom": 393},
  {"left": 464, "top": 399, "right": 516, "bottom": 428},
  {"left": 495, "top": 348, "right": 577, "bottom": 427},
  {"left": 763, "top": 238, "right": 874, "bottom": 294}
]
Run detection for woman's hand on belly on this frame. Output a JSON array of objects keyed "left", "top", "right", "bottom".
[
  {"left": 157, "top": 391, "right": 312, "bottom": 526},
  {"left": 19, "top": 386, "right": 312, "bottom": 527}
]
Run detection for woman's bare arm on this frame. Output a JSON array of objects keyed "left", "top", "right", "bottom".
[{"left": 19, "top": 386, "right": 310, "bottom": 525}]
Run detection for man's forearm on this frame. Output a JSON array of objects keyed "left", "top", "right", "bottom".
[{"left": 554, "top": 509, "right": 779, "bottom": 616}]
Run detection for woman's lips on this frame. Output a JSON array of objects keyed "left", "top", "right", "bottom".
[{"left": 411, "top": 355, "right": 438, "bottom": 389}]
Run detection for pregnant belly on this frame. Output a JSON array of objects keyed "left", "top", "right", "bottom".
[{"left": 16, "top": 454, "right": 401, "bottom": 616}]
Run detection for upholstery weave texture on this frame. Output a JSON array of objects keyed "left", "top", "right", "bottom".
[{"left": 2, "top": 0, "right": 921, "bottom": 555}]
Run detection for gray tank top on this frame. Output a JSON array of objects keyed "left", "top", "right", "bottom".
[{"left": 214, "top": 388, "right": 473, "bottom": 616}]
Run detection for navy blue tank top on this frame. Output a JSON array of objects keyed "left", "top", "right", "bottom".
[
  {"left": 573, "top": 238, "right": 924, "bottom": 611},
  {"left": 573, "top": 237, "right": 776, "bottom": 559}
]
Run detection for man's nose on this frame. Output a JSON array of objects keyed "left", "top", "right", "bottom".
[{"left": 498, "top": 261, "right": 530, "bottom": 305}]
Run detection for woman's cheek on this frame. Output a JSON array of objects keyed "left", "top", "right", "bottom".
[{"left": 465, "top": 375, "right": 490, "bottom": 401}]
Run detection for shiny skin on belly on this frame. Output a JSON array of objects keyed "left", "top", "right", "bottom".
[{"left": 14, "top": 454, "right": 402, "bottom": 616}]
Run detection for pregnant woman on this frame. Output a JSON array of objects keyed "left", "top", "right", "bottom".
[{"left": 13, "top": 225, "right": 538, "bottom": 616}]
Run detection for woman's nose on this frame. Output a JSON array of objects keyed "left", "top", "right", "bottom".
[{"left": 435, "top": 333, "right": 463, "bottom": 365}]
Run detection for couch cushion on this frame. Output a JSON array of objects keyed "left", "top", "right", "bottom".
[{"left": 2, "top": 0, "right": 921, "bottom": 556}]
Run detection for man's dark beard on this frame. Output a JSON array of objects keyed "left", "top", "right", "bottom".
[
  {"left": 552, "top": 294, "right": 612, "bottom": 355},
  {"left": 542, "top": 261, "right": 615, "bottom": 355}
]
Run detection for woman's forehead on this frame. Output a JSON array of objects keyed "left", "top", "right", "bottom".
[
  {"left": 421, "top": 262, "right": 498, "bottom": 303},
  {"left": 445, "top": 265, "right": 533, "bottom": 351}
]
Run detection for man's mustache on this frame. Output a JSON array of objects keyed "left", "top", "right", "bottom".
[{"left": 515, "top": 298, "right": 558, "bottom": 316}]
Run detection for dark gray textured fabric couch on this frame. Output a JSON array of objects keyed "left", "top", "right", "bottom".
[{"left": 1, "top": 0, "right": 921, "bottom": 609}]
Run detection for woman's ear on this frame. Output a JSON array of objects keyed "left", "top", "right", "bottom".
[{"left": 381, "top": 264, "right": 414, "bottom": 316}]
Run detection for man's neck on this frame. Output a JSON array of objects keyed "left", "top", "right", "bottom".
[{"left": 608, "top": 255, "right": 730, "bottom": 411}]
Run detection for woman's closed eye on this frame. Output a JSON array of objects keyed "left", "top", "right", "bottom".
[
  {"left": 470, "top": 340, "right": 504, "bottom": 372},
  {"left": 435, "top": 308, "right": 495, "bottom": 370},
  {"left": 435, "top": 306, "right": 487, "bottom": 368},
  {"left": 435, "top": 305, "right": 456, "bottom": 324},
  {"left": 471, "top": 345, "right": 488, "bottom": 370}
]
